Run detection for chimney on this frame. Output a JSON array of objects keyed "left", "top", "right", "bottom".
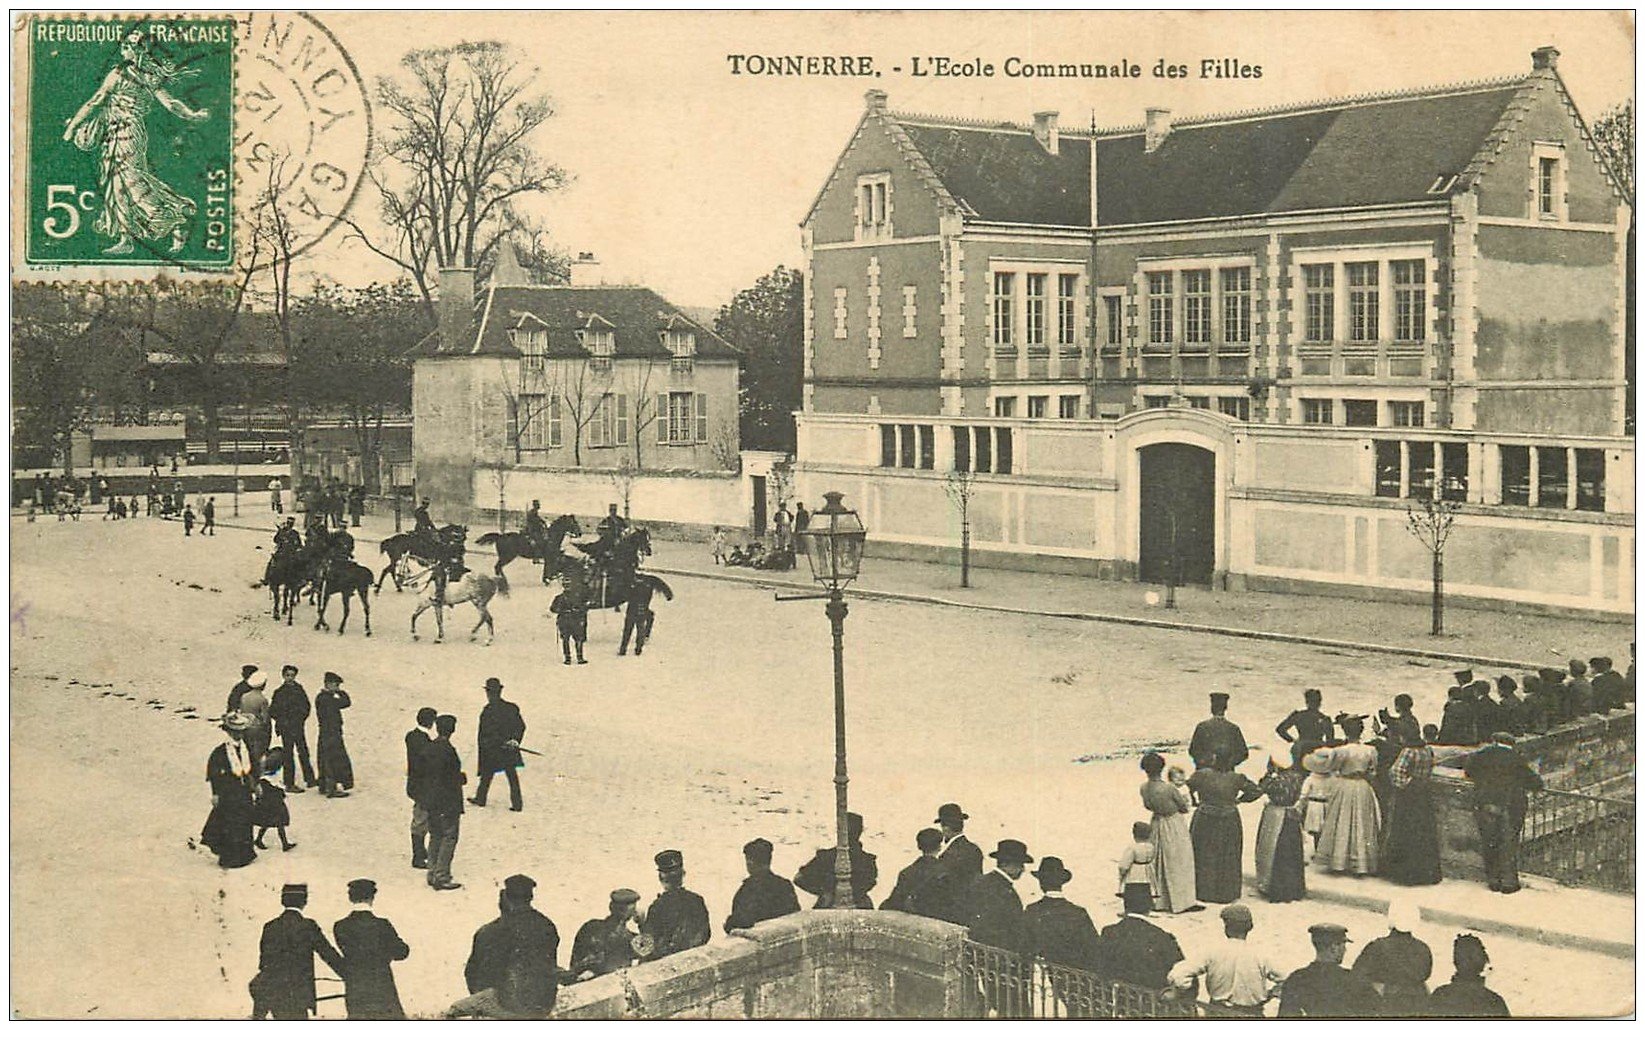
[
  {"left": 1532, "top": 45, "right": 1560, "bottom": 71},
  {"left": 490, "top": 239, "right": 529, "bottom": 288},
  {"left": 864, "top": 88, "right": 888, "bottom": 113},
  {"left": 1145, "top": 107, "right": 1172, "bottom": 154},
  {"left": 569, "top": 251, "right": 602, "bottom": 287},
  {"left": 1032, "top": 110, "right": 1060, "bottom": 155},
  {"left": 437, "top": 268, "right": 476, "bottom": 352}
]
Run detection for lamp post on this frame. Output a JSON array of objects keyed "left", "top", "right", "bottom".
[{"left": 781, "top": 490, "right": 867, "bottom": 909}]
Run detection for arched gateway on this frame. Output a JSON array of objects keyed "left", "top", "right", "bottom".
[{"left": 1137, "top": 442, "right": 1216, "bottom": 585}]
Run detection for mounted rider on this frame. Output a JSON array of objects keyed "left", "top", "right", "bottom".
[
  {"left": 413, "top": 497, "right": 436, "bottom": 537},
  {"left": 578, "top": 504, "right": 629, "bottom": 567},
  {"left": 523, "top": 500, "right": 549, "bottom": 551},
  {"left": 273, "top": 517, "right": 303, "bottom": 554}
]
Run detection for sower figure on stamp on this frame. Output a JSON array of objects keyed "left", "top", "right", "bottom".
[
  {"left": 470, "top": 678, "right": 525, "bottom": 812},
  {"left": 252, "top": 884, "right": 345, "bottom": 1021}
]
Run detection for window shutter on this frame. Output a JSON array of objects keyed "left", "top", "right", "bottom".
[
  {"left": 657, "top": 394, "right": 669, "bottom": 444},
  {"left": 616, "top": 394, "right": 629, "bottom": 445},
  {"left": 695, "top": 393, "right": 708, "bottom": 443},
  {"left": 549, "top": 396, "right": 562, "bottom": 448},
  {"left": 506, "top": 397, "right": 520, "bottom": 447}
]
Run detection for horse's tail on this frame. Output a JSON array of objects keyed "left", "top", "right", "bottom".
[
  {"left": 475, "top": 531, "right": 501, "bottom": 547},
  {"left": 651, "top": 575, "right": 675, "bottom": 601}
]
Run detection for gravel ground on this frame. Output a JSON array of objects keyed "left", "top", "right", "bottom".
[{"left": 9, "top": 517, "right": 1634, "bottom": 1018}]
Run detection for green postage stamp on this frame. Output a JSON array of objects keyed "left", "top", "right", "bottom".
[{"left": 24, "top": 16, "right": 235, "bottom": 268}]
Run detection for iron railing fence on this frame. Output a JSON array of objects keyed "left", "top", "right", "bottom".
[
  {"left": 958, "top": 940, "right": 1220, "bottom": 1019},
  {"left": 1520, "top": 787, "right": 1634, "bottom": 892}
]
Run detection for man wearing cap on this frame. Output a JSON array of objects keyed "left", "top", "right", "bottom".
[
  {"left": 228, "top": 664, "right": 259, "bottom": 713},
  {"left": 1351, "top": 900, "right": 1432, "bottom": 1015},
  {"left": 1169, "top": 903, "right": 1286, "bottom": 1017},
  {"left": 470, "top": 678, "right": 526, "bottom": 812},
  {"left": 1276, "top": 689, "right": 1335, "bottom": 746},
  {"left": 1590, "top": 656, "right": 1627, "bottom": 713},
  {"left": 642, "top": 850, "right": 712, "bottom": 960},
  {"left": 1278, "top": 923, "right": 1381, "bottom": 1017},
  {"left": 571, "top": 890, "right": 644, "bottom": 981},
  {"left": 450, "top": 875, "right": 560, "bottom": 1018},
  {"left": 1463, "top": 732, "right": 1544, "bottom": 894},
  {"left": 333, "top": 879, "right": 410, "bottom": 1020},
  {"left": 1426, "top": 934, "right": 1509, "bottom": 1017},
  {"left": 1189, "top": 693, "right": 1249, "bottom": 771},
  {"left": 795, "top": 812, "right": 879, "bottom": 909},
  {"left": 406, "top": 708, "right": 437, "bottom": 870},
  {"left": 963, "top": 839, "right": 1032, "bottom": 954},
  {"left": 1022, "top": 856, "right": 1100, "bottom": 973},
  {"left": 254, "top": 884, "right": 346, "bottom": 1020},
  {"left": 881, "top": 828, "right": 955, "bottom": 922},
  {"left": 1092, "top": 892, "right": 1184, "bottom": 993},
  {"left": 934, "top": 803, "right": 983, "bottom": 888},
  {"left": 270, "top": 665, "right": 316, "bottom": 793},
  {"left": 424, "top": 714, "right": 467, "bottom": 891},
  {"left": 315, "top": 672, "right": 354, "bottom": 798},
  {"left": 726, "top": 838, "right": 801, "bottom": 932}
]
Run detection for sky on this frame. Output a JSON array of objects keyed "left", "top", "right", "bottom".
[{"left": 298, "top": 10, "right": 1633, "bottom": 309}]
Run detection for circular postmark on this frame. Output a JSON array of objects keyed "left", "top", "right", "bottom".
[{"left": 234, "top": 11, "right": 372, "bottom": 266}]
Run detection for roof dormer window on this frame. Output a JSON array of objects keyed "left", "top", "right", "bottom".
[{"left": 665, "top": 329, "right": 696, "bottom": 358}]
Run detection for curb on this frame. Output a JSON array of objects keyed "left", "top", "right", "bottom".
[
  {"left": 206, "top": 516, "right": 1546, "bottom": 670},
  {"left": 1245, "top": 872, "right": 1635, "bottom": 961}
]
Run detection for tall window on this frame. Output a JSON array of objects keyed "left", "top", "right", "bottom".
[
  {"left": 1374, "top": 441, "right": 1401, "bottom": 497},
  {"left": 1147, "top": 272, "right": 1173, "bottom": 344},
  {"left": 1104, "top": 295, "right": 1123, "bottom": 346},
  {"left": 519, "top": 393, "right": 548, "bottom": 449},
  {"left": 1027, "top": 395, "right": 1048, "bottom": 419},
  {"left": 1441, "top": 443, "right": 1468, "bottom": 502},
  {"left": 1183, "top": 269, "right": 1211, "bottom": 346},
  {"left": 1301, "top": 398, "right": 1334, "bottom": 425},
  {"left": 858, "top": 175, "right": 890, "bottom": 236},
  {"left": 1538, "top": 157, "right": 1559, "bottom": 216},
  {"left": 1346, "top": 262, "right": 1379, "bottom": 343},
  {"left": 1536, "top": 446, "right": 1568, "bottom": 509},
  {"left": 1025, "top": 273, "right": 1047, "bottom": 349},
  {"left": 665, "top": 391, "right": 694, "bottom": 444},
  {"left": 1303, "top": 264, "right": 1334, "bottom": 343},
  {"left": 1392, "top": 260, "right": 1426, "bottom": 343},
  {"left": 1058, "top": 394, "right": 1081, "bottom": 419},
  {"left": 1057, "top": 273, "right": 1078, "bottom": 346},
  {"left": 518, "top": 328, "right": 547, "bottom": 370},
  {"left": 1389, "top": 400, "right": 1425, "bottom": 428},
  {"left": 1500, "top": 445, "right": 1531, "bottom": 506},
  {"left": 1221, "top": 267, "right": 1251, "bottom": 345},
  {"left": 992, "top": 273, "right": 1015, "bottom": 350}
]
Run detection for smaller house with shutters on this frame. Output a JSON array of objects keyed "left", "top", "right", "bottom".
[{"left": 411, "top": 252, "right": 743, "bottom": 524}]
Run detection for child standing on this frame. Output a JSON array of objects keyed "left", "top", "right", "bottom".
[
  {"left": 711, "top": 525, "right": 727, "bottom": 565},
  {"left": 1116, "top": 820, "right": 1158, "bottom": 914},
  {"left": 182, "top": 504, "right": 196, "bottom": 536},
  {"left": 253, "top": 751, "right": 296, "bottom": 851}
]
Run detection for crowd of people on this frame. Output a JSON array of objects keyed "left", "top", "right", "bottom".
[{"left": 709, "top": 500, "right": 809, "bottom": 571}]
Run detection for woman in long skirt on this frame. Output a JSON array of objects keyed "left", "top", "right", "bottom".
[
  {"left": 1315, "top": 715, "right": 1382, "bottom": 875},
  {"left": 1382, "top": 734, "right": 1443, "bottom": 885},
  {"left": 200, "top": 714, "right": 257, "bottom": 868},
  {"left": 1255, "top": 743, "right": 1311, "bottom": 902},
  {"left": 1139, "top": 752, "right": 1200, "bottom": 913},
  {"left": 1186, "top": 753, "right": 1264, "bottom": 903},
  {"left": 315, "top": 672, "right": 354, "bottom": 797}
]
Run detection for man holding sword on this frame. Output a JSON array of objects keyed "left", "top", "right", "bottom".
[{"left": 470, "top": 678, "right": 527, "bottom": 812}]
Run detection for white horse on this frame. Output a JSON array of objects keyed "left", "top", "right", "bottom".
[{"left": 409, "top": 568, "right": 508, "bottom": 644}]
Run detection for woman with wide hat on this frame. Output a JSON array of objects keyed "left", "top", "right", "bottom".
[{"left": 201, "top": 712, "right": 259, "bottom": 868}]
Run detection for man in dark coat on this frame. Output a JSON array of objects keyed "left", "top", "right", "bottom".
[
  {"left": 1276, "top": 688, "right": 1335, "bottom": 745},
  {"left": 470, "top": 678, "right": 525, "bottom": 811},
  {"left": 1464, "top": 733, "right": 1544, "bottom": 894},
  {"left": 1436, "top": 686, "right": 1477, "bottom": 744},
  {"left": 1427, "top": 934, "right": 1510, "bottom": 1017},
  {"left": 424, "top": 714, "right": 466, "bottom": 891},
  {"left": 1494, "top": 676, "right": 1526, "bottom": 735},
  {"left": 795, "top": 812, "right": 878, "bottom": 908},
  {"left": 725, "top": 838, "right": 801, "bottom": 932},
  {"left": 935, "top": 803, "right": 983, "bottom": 890},
  {"left": 406, "top": 708, "right": 436, "bottom": 869},
  {"left": 571, "top": 889, "right": 642, "bottom": 981},
  {"left": 333, "top": 879, "right": 409, "bottom": 1019},
  {"left": 965, "top": 839, "right": 1032, "bottom": 952},
  {"left": 269, "top": 665, "right": 317, "bottom": 793},
  {"left": 1351, "top": 900, "right": 1432, "bottom": 1016},
  {"left": 881, "top": 827, "right": 955, "bottom": 921},
  {"left": 641, "top": 849, "right": 711, "bottom": 960},
  {"left": 1590, "top": 657, "right": 1627, "bottom": 713},
  {"left": 448, "top": 875, "right": 560, "bottom": 1018},
  {"left": 1564, "top": 659, "right": 1595, "bottom": 719},
  {"left": 1278, "top": 923, "right": 1381, "bottom": 1018},
  {"left": 228, "top": 664, "right": 259, "bottom": 713},
  {"left": 254, "top": 884, "right": 345, "bottom": 1020},
  {"left": 1092, "top": 897, "right": 1184, "bottom": 990},
  {"left": 1189, "top": 692, "right": 1248, "bottom": 769},
  {"left": 1021, "top": 856, "right": 1099, "bottom": 970},
  {"left": 1536, "top": 666, "right": 1569, "bottom": 725}
]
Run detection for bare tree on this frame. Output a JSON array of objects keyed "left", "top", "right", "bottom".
[
  {"left": 1406, "top": 496, "right": 1459, "bottom": 636},
  {"left": 496, "top": 357, "right": 558, "bottom": 464},
  {"left": 557, "top": 360, "right": 607, "bottom": 468},
  {"left": 343, "top": 41, "right": 570, "bottom": 322},
  {"left": 623, "top": 359, "right": 663, "bottom": 469},
  {"left": 610, "top": 455, "right": 639, "bottom": 519},
  {"left": 708, "top": 417, "right": 741, "bottom": 472},
  {"left": 944, "top": 469, "right": 978, "bottom": 589},
  {"left": 490, "top": 461, "right": 512, "bottom": 533},
  {"left": 247, "top": 153, "right": 301, "bottom": 441}
]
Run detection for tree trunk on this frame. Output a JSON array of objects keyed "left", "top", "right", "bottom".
[
  {"left": 960, "top": 516, "right": 971, "bottom": 589},
  {"left": 1431, "top": 550, "right": 1445, "bottom": 636}
]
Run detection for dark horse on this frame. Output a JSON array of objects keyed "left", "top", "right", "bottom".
[
  {"left": 315, "top": 559, "right": 374, "bottom": 636},
  {"left": 474, "top": 514, "right": 582, "bottom": 584},
  {"left": 377, "top": 523, "right": 467, "bottom": 592},
  {"left": 578, "top": 528, "right": 660, "bottom": 611},
  {"left": 263, "top": 547, "right": 306, "bottom": 626}
]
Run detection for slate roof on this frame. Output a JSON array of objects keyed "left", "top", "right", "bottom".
[
  {"left": 886, "top": 76, "right": 1532, "bottom": 228},
  {"left": 420, "top": 285, "right": 741, "bottom": 361}
]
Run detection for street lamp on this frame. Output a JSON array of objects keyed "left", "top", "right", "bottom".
[{"left": 782, "top": 490, "right": 867, "bottom": 909}]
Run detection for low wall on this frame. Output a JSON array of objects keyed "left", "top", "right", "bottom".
[
  {"left": 470, "top": 465, "right": 748, "bottom": 540},
  {"left": 556, "top": 911, "right": 965, "bottom": 1020}
]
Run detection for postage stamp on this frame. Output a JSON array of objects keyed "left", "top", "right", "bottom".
[{"left": 23, "top": 16, "right": 236, "bottom": 269}]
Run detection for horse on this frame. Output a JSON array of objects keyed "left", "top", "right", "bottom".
[
  {"left": 263, "top": 548, "right": 307, "bottom": 626},
  {"left": 313, "top": 560, "right": 374, "bottom": 637},
  {"left": 377, "top": 523, "right": 467, "bottom": 592},
  {"left": 410, "top": 566, "right": 509, "bottom": 644},
  {"left": 579, "top": 528, "right": 655, "bottom": 610},
  {"left": 474, "top": 514, "right": 582, "bottom": 584}
]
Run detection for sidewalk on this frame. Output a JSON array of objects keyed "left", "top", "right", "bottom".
[{"left": 219, "top": 509, "right": 1629, "bottom": 670}]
